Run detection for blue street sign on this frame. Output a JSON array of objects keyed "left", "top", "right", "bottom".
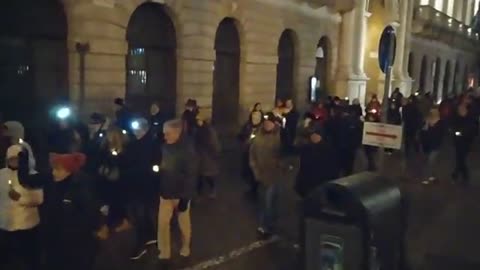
[{"left": 378, "top": 26, "right": 397, "bottom": 74}]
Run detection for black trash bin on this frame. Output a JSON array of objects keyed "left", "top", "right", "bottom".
[{"left": 301, "top": 172, "right": 406, "bottom": 270}]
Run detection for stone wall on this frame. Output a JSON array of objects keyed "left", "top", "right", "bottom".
[{"left": 63, "top": 0, "right": 340, "bottom": 120}]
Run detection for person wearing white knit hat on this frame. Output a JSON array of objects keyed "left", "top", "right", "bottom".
[{"left": 0, "top": 145, "right": 43, "bottom": 270}]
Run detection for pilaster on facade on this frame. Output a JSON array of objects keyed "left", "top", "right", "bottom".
[{"left": 335, "top": 0, "right": 369, "bottom": 105}]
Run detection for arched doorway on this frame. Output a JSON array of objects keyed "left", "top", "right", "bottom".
[
  {"left": 0, "top": 0, "right": 68, "bottom": 124},
  {"left": 126, "top": 3, "right": 176, "bottom": 117},
  {"left": 443, "top": 61, "right": 451, "bottom": 98},
  {"left": 432, "top": 57, "right": 442, "bottom": 97},
  {"left": 419, "top": 56, "right": 428, "bottom": 93},
  {"left": 275, "top": 30, "right": 295, "bottom": 102},
  {"left": 212, "top": 18, "right": 240, "bottom": 130},
  {"left": 407, "top": 52, "right": 414, "bottom": 78},
  {"left": 314, "top": 36, "right": 330, "bottom": 99}
]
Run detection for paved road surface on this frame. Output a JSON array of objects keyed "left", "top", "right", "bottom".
[{"left": 7, "top": 141, "right": 480, "bottom": 270}]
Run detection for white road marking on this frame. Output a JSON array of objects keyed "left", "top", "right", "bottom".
[{"left": 180, "top": 235, "right": 280, "bottom": 270}]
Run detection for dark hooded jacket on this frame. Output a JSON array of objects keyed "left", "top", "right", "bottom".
[{"left": 295, "top": 141, "right": 339, "bottom": 198}]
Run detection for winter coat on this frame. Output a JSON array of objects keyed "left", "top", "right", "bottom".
[
  {"left": 115, "top": 106, "right": 132, "bottom": 131},
  {"left": 150, "top": 112, "right": 169, "bottom": 140},
  {"left": 402, "top": 103, "right": 423, "bottom": 136},
  {"left": 249, "top": 127, "right": 285, "bottom": 186},
  {"left": 182, "top": 109, "right": 198, "bottom": 136},
  {"left": 350, "top": 104, "right": 363, "bottom": 118},
  {"left": 452, "top": 111, "right": 476, "bottom": 143},
  {"left": 159, "top": 138, "right": 198, "bottom": 199},
  {"left": 0, "top": 148, "right": 43, "bottom": 231},
  {"left": 195, "top": 124, "right": 221, "bottom": 177},
  {"left": 122, "top": 130, "right": 161, "bottom": 200},
  {"left": 17, "top": 170, "right": 102, "bottom": 244},
  {"left": 420, "top": 120, "right": 444, "bottom": 153},
  {"left": 295, "top": 141, "right": 339, "bottom": 198}
]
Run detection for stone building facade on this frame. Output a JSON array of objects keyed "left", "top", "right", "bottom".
[
  {"left": 62, "top": 0, "right": 342, "bottom": 123},
  {"left": 0, "top": 0, "right": 478, "bottom": 128}
]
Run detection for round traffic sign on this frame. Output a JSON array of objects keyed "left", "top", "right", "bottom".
[{"left": 378, "top": 26, "right": 397, "bottom": 74}]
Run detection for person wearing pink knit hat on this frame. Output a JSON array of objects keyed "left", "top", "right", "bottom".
[{"left": 16, "top": 151, "right": 105, "bottom": 270}]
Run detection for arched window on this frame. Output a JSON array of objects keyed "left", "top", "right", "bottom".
[{"left": 126, "top": 3, "right": 177, "bottom": 116}]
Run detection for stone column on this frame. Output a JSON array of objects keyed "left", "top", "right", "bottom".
[
  {"left": 435, "top": 60, "right": 446, "bottom": 103},
  {"left": 454, "top": 0, "right": 465, "bottom": 21},
  {"left": 445, "top": 64, "right": 455, "bottom": 97},
  {"left": 335, "top": 0, "right": 369, "bottom": 106},
  {"left": 392, "top": 0, "right": 413, "bottom": 96}
]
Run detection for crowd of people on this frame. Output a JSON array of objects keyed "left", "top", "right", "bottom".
[{"left": 1, "top": 86, "right": 480, "bottom": 269}]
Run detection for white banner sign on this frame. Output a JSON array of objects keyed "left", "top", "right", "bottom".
[{"left": 362, "top": 122, "right": 403, "bottom": 149}]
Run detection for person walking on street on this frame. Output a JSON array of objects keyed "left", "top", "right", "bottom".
[
  {"left": 238, "top": 104, "right": 264, "bottom": 200},
  {"left": 97, "top": 128, "right": 131, "bottom": 233},
  {"left": 294, "top": 124, "right": 339, "bottom": 198},
  {"left": 157, "top": 119, "right": 198, "bottom": 269},
  {"left": 16, "top": 151, "right": 105, "bottom": 270},
  {"left": 123, "top": 118, "right": 161, "bottom": 260},
  {"left": 420, "top": 109, "right": 445, "bottom": 185},
  {"left": 0, "top": 145, "right": 43, "bottom": 270},
  {"left": 281, "top": 99, "right": 299, "bottom": 154},
  {"left": 195, "top": 114, "right": 221, "bottom": 199},
  {"left": 249, "top": 112, "right": 285, "bottom": 238},
  {"left": 402, "top": 97, "right": 423, "bottom": 159},
  {"left": 451, "top": 104, "right": 476, "bottom": 185}
]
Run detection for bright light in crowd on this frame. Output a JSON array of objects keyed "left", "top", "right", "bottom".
[
  {"left": 111, "top": 150, "right": 118, "bottom": 156},
  {"left": 152, "top": 165, "right": 160, "bottom": 173},
  {"left": 455, "top": 131, "right": 462, "bottom": 136},
  {"left": 56, "top": 107, "right": 71, "bottom": 119},
  {"left": 18, "top": 138, "right": 23, "bottom": 144},
  {"left": 250, "top": 133, "right": 256, "bottom": 140},
  {"left": 99, "top": 132, "right": 104, "bottom": 138},
  {"left": 131, "top": 121, "right": 140, "bottom": 130},
  {"left": 122, "top": 129, "right": 127, "bottom": 135}
]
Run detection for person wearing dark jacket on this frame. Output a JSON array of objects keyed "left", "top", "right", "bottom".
[
  {"left": 402, "top": 97, "right": 423, "bottom": 158},
  {"left": 182, "top": 99, "right": 199, "bottom": 136},
  {"left": 17, "top": 151, "right": 104, "bottom": 270},
  {"left": 329, "top": 108, "right": 362, "bottom": 176},
  {"left": 96, "top": 128, "right": 131, "bottom": 232},
  {"left": 281, "top": 99, "right": 299, "bottom": 154},
  {"left": 350, "top": 98, "right": 363, "bottom": 119},
  {"left": 238, "top": 107, "right": 263, "bottom": 199},
  {"left": 294, "top": 124, "right": 339, "bottom": 198},
  {"left": 84, "top": 113, "right": 108, "bottom": 174},
  {"left": 114, "top": 98, "right": 132, "bottom": 132},
  {"left": 150, "top": 102, "right": 169, "bottom": 141},
  {"left": 420, "top": 109, "right": 444, "bottom": 184},
  {"left": 157, "top": 119, "right": 198, "bottom": 267},
  {"left": 123, "top": 118, "right": 161, "bottom": 260},
  {"left": 195, "top": 115, "right": 221, "bottom": 198},
  {"left": 451, "top": 104, "right": 476, "bottom": 185}
]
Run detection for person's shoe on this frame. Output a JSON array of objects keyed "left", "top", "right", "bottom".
[
  {"left": 129, "top": 247, "right": 147, "bottom": 260},
  {"left": 114, "top": 219, "right": 132, "bottom": 233},
  {"left": 156, "top": 259, "right": 171, "bottom": 270},
  {"left": 180, "top": 246, "right": 191, "bottom": 258},
  {"left": 145, "top": 239, "right": 157, "bottom": 246}
]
